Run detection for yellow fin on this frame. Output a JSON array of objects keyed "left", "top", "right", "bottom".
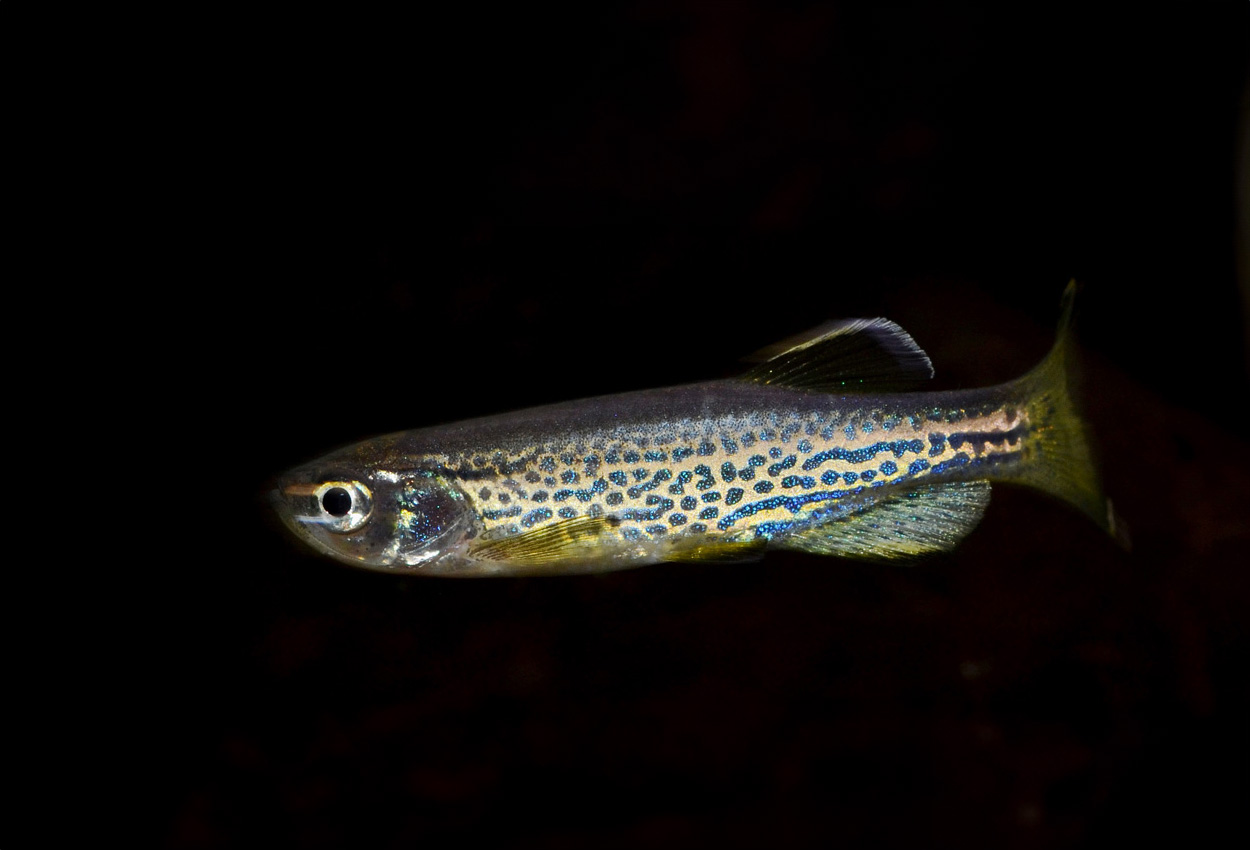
[
  {"left": 468, "top": 515, "right": 613, "bottom": 567},
  {"left": 1004, "top": 281, "right": 1128, "bottom": 547},
  {"left": 779, "top": 481, "right": 992, "bottom": 561},
  {"left": 666, "top": 538, "right": 769, "bottom": 564}
]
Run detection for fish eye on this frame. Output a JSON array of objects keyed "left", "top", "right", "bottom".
[
  {"left": 311, "top": 480, "right": 373, "bottom": 532},
  {"left": 321, "top": 487, "right": 352, "bottom": 517}
]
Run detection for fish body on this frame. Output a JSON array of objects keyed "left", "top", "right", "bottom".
[{"left": 273, "top": 284, "right": 1116, "bottom": 575}]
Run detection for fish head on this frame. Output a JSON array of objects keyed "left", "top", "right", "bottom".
[{"left": 271, "top": 464, "right": 478, "bottom": 572}]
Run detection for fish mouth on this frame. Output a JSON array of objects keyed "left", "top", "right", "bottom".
[
  {"left": 268, "top": 476, "right": 325, "bottom": 537},
  {"left": 269, "top": 482, "right": 356, "bottom": 564},
  {"left": 268, "top": 482, "right": 310, "bottom": 537}
]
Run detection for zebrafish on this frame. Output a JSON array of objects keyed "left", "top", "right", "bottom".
[{"left": 272, "top": 283, "right": 1120, "bottom": 575}]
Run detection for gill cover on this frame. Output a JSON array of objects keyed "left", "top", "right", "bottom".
[{"left": 272, "top": 468, "right": 477, "bottom": 571}]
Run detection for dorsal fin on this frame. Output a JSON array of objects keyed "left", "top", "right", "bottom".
[
  {"left": 778, "top": 480, "right": 991, "bottom": 560},
  {"left": 740, "top": 318, "right": 933, "bottom": 392}
]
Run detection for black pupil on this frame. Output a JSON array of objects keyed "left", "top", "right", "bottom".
[{"left": 321, "top": 487, "right": 353, "bottom": 517}]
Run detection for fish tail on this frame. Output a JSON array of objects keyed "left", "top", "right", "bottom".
[{"left": 1009, "top": 281, "right": 1128, "bottom": 547}]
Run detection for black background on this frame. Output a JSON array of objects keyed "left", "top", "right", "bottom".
[{"left": 85, "top": 3, "right": 1250, "bottom": 847}]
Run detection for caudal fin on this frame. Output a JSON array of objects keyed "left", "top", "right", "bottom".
[{"left": 1010, "top": 282, "right": 1128, "bottom": 547}]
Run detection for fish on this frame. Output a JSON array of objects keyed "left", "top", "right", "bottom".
[{"left": 271, "top": 282, "right": 1121, "bottom": 576}]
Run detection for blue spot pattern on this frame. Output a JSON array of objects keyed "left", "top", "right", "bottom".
[
  {"left": 627, "top": 468, "right": 672, "bottom": 499},
  {"left": 694, "top": 465, "right": 716, "bottom": 490},
  {"left": 930, "top": 453, "right": 969, "bottom": 475},
  {"left": 623, "top": 496, "right": 674, "bottom": 522},
  {"left": 668, "top": 470, "right": 693, "bottom": 495},
  {"left": 717, "top": 489, "right": 864, "bottom": 531},
  {"left": 801, "top": 439, "right": 926, "bottom": 471},
  {"left": 553, "top": 478, "right": 608, "bottom": 503},
  {"left": 755, "top": 521, "right": 795, "bottom": 538},
  {"left": 707, "top": 440, "right": 1027, "bottom": 534},
  {"left": 767, "top": 455, "right": 796, "bottom": 477},
  {"left": 521, "top": 508, "right": 552, "bottom": 528}
]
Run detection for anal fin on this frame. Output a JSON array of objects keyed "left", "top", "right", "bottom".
[
  {"left": 779, "top": 480, "right": 992, "bottom": 560},
  {"left": 666, "top": 538, "right": 769, "bottom": 564}
]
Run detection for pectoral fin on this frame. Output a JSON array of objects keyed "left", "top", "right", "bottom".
[{"left": 468, "top": 515, "right": 614, "bottom": 568}]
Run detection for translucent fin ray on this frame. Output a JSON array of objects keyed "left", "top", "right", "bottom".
[
  {"left": 666, "top": 538, "right": 769, "bottom": 564},
  {"left": 740, "top": 318, "right": 934, "bottom": 392},
  {"left": 468, "top": 516, "right": 613, "bottom": 567},
  {"left": 1002, "top": 281, "right": 1128, "bottom": 547},
  {"left": 778, "top": 480, "right": 992, "bottom": 560}
]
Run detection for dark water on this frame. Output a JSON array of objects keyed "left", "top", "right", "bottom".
[{"left": 68, "top": 4, "right": 1250, "bottom": 848}]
